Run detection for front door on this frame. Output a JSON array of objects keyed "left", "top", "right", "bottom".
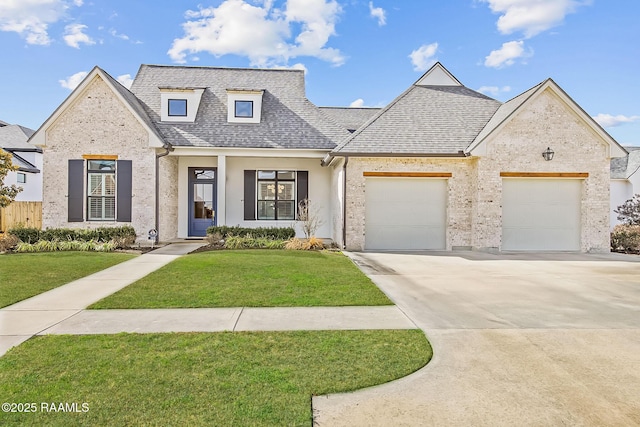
[{"left": 188, "top": 168, "right": 216, "bottom": 237}]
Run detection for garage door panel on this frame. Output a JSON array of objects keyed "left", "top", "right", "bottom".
[
  {"left": 365, "top": 178, "right": 446, "bottom": 250},
  {"left": 502, "top": 179, "right": 581, "bottom": 251}
]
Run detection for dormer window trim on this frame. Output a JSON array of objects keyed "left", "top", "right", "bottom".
[
  {"left": 227, "top": 89, "right": 264, "bottom": 124},
  {"left": 159, "top": 87, "right": 205, "bottom": 123}
]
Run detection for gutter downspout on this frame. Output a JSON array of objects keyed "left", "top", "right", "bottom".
[
  {"left": 155, "top": 144, "right": 174, "bottom": 243},
  {"left": 342, "top": 156, "right": 349, "bottom": 250}
]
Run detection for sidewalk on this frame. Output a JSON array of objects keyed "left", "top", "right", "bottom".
[
  {"left": 0, "top": 244, "right": 416, "bottom": 356},
  {"left": 0, "top": 243, "right": 201, "bottom": 356}
]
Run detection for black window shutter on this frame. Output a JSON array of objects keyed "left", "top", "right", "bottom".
[
  {"left": 244, "top": 170, "right": 256, "bottom": 220},
  {"left": 68, "top": 159, "right": 84, "bottom": 222},
  {"left": 116, "top": 160, "right": 132, "bottom": 222},
  {"left": 297, "top": 170, "right": 309, "bottom": 203}
]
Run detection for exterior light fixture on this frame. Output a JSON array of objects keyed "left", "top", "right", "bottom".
[{"left": 542, "top": 147, "right": 554, "bottom": 161}]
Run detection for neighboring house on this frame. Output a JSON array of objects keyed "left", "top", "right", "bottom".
[
  {"left": 30, "top": 62, "right": 626, "bottom": 252},
  {"left": 0, "top": 122, "right": 43, "bottom": 202},
  {"left": 610, "top": 147, "right": 640, "bottom": 227}
]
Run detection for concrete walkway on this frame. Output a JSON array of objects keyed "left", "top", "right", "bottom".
[
  {"left": 0, "top": 244, "right": 415, "bottom": 356},
  {"left": 0, "top": 243, "right": 199, "bottom": 356}
]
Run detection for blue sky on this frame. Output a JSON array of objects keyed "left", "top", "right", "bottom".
[{"left": 1, "top": 0, "right": 639, "bottom": 145}]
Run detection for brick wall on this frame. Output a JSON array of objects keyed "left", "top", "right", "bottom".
[
  {"left": 342, "top": 88, "right": 611, "bottom": 252},
  {"left": 43, "top": 75, "right": 156, "bottom": 241}
]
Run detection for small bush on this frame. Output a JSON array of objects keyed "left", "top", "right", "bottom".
[
  {"left": 207, "top": 226, "right": 295, "bottom": 240},
  {"left": 284, "top": 237, "right": 326, "bottom": 251},
  {"left": 7, "top": 225, "right": 136, "bottom": 246},
  {"left": 611, "top": 224, "right": 640, "bottom": 253},
  {"left": 224, "top": 235, "right": 286, "bottom": 250},
  {"left": 0, "top": 233, "right": 19, "bottom": 252},
  {"left": 614, "top": 194, "right": 640, "bottom": 225}
]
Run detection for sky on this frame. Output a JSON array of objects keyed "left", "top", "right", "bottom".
[{"left": 1, "top": 0, "right": 639, "bottom": 145}]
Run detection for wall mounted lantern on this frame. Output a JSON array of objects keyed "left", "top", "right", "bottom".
[{"left": 542, "top": 147, "right": 555, "bottom": 161}]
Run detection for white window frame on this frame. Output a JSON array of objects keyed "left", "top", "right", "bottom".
[{"left": 87, "top": 160, "right": 116, "bottom": 221}]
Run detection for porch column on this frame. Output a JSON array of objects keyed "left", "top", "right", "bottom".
[{"left": 217, "top": 155, "right": 226, "bottom": 225}]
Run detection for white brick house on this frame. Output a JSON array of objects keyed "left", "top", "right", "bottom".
[{"left": 30, "top": 63, "right": 625, "bottom": 252}]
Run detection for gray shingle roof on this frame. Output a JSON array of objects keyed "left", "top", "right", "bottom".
[
  {"left": 319, "top": 107, "right": 380, "bottom": 132},
  {"left": 0, "top": 124, "right": 37, "bottom": 150},
  {"left": 130, "top": 65, "right": 350, "bottom": 149},
  {"left": 611, "top": 146, "right": 640, "bottom": 179},
  {"left": 332, "top": 84, "right": 501, "bottom": 155}
]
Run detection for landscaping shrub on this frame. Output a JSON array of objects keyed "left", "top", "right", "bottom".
[
  {"left": 0, "top": 233, "right": 19, "bottom": 252},
  {"left": 611, "top": 224, "right": 640, "bottom": 253},
  {"left": 224, "top": 235, "right": 286, "bottom": 249},
  {"left": 284, "top": 237, "right": 326, "bottom": 250},
  {"left": 8, "top": 225, "right": 136, "bottom": 247},
  {"left": 13, "top": 240, "right": 116, "bottom": 253},
  {"left": 206, "top": 225, "right": 295, "bottom": 240},
  {"left": 614, "top": 194, "right": 640, "bottom": 225}
]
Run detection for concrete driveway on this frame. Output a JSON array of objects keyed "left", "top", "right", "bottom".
[{"left": 313, "top": 251, "right": 640, "bottom": 426}]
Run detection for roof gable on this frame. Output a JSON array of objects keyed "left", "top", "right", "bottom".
[
  {"left": 331, "top": 64, "right": 500, "bottom": 156},
  {"left": 415, "top": 62, "right": 462, "bottom": 86},
  {"left": 30, "top": 67, "right": 164, "bottom": 148},
  {"left": 468, "top": 78, "right": 627, "bottom": 158}
]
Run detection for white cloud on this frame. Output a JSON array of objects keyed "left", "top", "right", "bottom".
[
  {"left": 409, "top": 43, "right": 438, "bottom": 72},
  {"left": 59, "top": 71, "right": 88, "bottom": 90},
  {"left": 109, "top": 29, "right": 129, "bottom": 41},
  {"left": 63, "top": 23, "right": 95, "bottom": 48},
  {"left": 480, "top": 0, "right": 589, "bottom": 38},
  {"left": 168, "top": 0, "right": 344, "bottom": 67},
  {"left": 484, "top": 40, "right": 531, "bottom": 68},
  {"left": 477, "top": 85, "right": 512, "bottom": 96},
  {"left": 349, "top": 98, "right": 365, "bottom": 107},
  {"left": 0, "top": 0, "right": 83, "bottom": 45},
  {"left": 369, "top": 2, "right": 386, "bottom": 26},
  {"left": 117, "top": 74, "right": 134, "bottom": 89},
  {"left": 593, "top": 114, "right": 640, "bottom": 128}
]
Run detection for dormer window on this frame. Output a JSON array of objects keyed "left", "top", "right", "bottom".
[
  {"left": 159, "top": 87, "right": 204, "bottom": 122},
  {"left": 235, "top": 100, "right": 253, "bottom": 118},
  {"left": 227, "top": 89, "right": 264, "bottom": 124},
  {"left": 168, "top": 99, "right": 188, "bottom": 117}
]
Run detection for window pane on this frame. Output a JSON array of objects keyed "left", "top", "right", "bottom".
[
  {"left": 168, "top": 99, "right": 187, "bottom": 116},
  {"left": 258, "top": 170, "right": 276, "bottom": 179},
  {"left": 277, "top": 201, "right": 295, "bottom": 220},
  {"left": 88, "top": 197, "right": 115, "bottom": 220},
  {"left": 278, "top": 182, "right": 294, "bottom": 200},
  {"left": 235, "top": 100, "right": 253, "bottom": 118},
  {"left": 277, "top": 171, "right": 295, "bottom": 180},
  {"left": 88, "top": 160, "right": 115, "bottom": 171},
  {"left": 89, "top": 174, "right": 103, "bottom": 195},
  {"left": 258, "top": 181, "right": 276, "bottom": 200},
  {"left": 104, "top": 175, "right": 116, "bottom": 196},
  {"left": 258, "top": 201, "right": 276, "bottom": 220},
  {"left": 17, "top": 173, "right": 26, "bottom": 183},
  {"left": 195, "top": 169, "right": 215, "bottom": 180}
]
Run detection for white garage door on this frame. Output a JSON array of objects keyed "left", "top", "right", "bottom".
[
  {"left": 502, "top": 179, "right": 581, "bottom": 251},
  {"left": 365, "top": 178, "right": 446, "bottom": 250}
]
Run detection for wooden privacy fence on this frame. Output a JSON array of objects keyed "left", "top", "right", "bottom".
[{"left": 0, "top": 201, "right": 42, "bottom": 233}]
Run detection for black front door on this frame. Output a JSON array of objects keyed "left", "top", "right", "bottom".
[{"left": 188, "top": 168, "right": 216, "bottom": 237}]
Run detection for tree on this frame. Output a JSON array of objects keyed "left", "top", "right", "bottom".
[
  {"left": 614, "top": 194, "right": 640, "bottom": 225},
  {"left": 297, "top": 198, "right": 324, "bottom": 238},
  {"left": 0, "top": 150, "right": 22, "bottom": 208}
]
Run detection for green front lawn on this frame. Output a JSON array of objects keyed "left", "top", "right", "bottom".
[
  {"left": 0, "top": 330, "right": 431, "bottom": 426},
  {"left": 0, "top": 252, "right": 136, "bottom": 308},
  {"left": 92, "top": 250, "right": 391, "bottom": 308}
]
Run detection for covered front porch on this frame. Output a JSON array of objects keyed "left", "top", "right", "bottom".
[{"left": 157, "top": 147, "right": 334, "bottom": 241}]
